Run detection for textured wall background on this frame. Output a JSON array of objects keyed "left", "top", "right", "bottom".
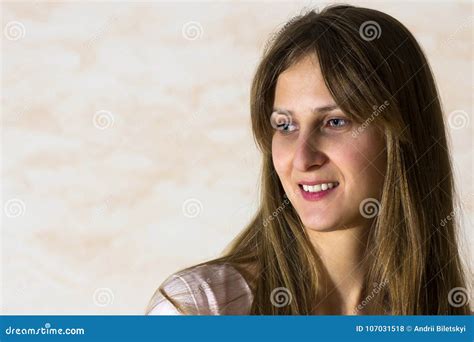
[{"left": 1, "top": 0, "right": 472, "bottom": 314}]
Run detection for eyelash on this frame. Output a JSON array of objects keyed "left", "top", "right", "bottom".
[
  {"left": 275, "top": 118, "right": 350, "bottom": 135},
  {"left": 327, "top": 118, "right": 349, "bottom": 128}
]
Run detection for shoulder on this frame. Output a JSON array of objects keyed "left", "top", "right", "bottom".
[{"left": 147, "top": 262, "right": 253, "bottom": 315}]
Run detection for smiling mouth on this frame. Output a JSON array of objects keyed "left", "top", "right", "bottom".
[{"left": 298, "top": 182, "right": 339, "bottom": 193}]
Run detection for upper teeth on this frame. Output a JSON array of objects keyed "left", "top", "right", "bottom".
[{"left": 302, "top": 182, "right": 338, "bottom": 192}]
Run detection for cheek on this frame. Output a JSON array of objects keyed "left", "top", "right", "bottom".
[
  {"left": 271, "top": 137, "right": 292, "bottom": 177},
  {"left": 338, "top": 131, "right": 386, "bottom": 194}
]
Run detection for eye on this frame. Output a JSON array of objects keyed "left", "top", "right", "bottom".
[
  {"left": 326, "top": 118, "right": 350, "bottom": 128},
  {"left": 276, "top": 122, "right": 297, "bottom": 134},
  {"left": 270, "top": 110, "right": 297, "bottom": 134}
]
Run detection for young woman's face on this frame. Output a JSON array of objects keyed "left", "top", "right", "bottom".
[{"left": 271, "top": 55, "right": 387, "bottom": 232}]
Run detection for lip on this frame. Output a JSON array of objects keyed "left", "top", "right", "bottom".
[
  {"left": 298, "top": 182, "right": 339, "bottom": 201},
  {"left": 298, "top": 180, "right": 339, "bottom": 186}
]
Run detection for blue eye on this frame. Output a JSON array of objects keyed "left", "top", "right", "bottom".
[{"left": 327, "top": 118, "right": 349, "bottom": 128}]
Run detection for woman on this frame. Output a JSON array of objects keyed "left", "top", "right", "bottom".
[{"left": 146, "top": 4, "right": 471, "bottom": 315}]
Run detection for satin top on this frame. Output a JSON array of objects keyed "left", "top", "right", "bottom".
[{"left": 147, "top": 263, "right": 254, "bottom": 315}]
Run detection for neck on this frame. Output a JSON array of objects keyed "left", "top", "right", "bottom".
[{"left": 305, "top": 224, "right": 370, "bottom": 314}]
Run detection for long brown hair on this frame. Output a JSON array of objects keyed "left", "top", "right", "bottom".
[{"left": 149, "top": 4, "right": 471, "bottom": 315}]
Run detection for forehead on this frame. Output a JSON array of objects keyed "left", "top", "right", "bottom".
[{"left": 274, "top": 55, "right": 335, "bottom": 108}]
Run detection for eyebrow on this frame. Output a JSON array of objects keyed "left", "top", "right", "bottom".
[{"left": 272, "top": 105, "right": 340, "bottom": 115}]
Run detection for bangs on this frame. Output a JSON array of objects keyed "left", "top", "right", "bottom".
[
  {"left": 251, "top": 7, "right": 410, "bottom": 153},
  {"left": 313, "top": 20, "right": 401, "bottom": 135}
]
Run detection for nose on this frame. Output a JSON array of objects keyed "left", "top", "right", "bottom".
[{"left": 292, "top": 132, "right": 328, "bottom": 171}]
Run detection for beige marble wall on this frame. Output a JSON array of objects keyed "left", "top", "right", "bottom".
[{"left": 1, "top": 0, "right": 472, "bottom": 314}]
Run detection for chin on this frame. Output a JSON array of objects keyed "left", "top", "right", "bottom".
[{"left": 300, "top": 214, "right": 339, "bottom": 232}]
